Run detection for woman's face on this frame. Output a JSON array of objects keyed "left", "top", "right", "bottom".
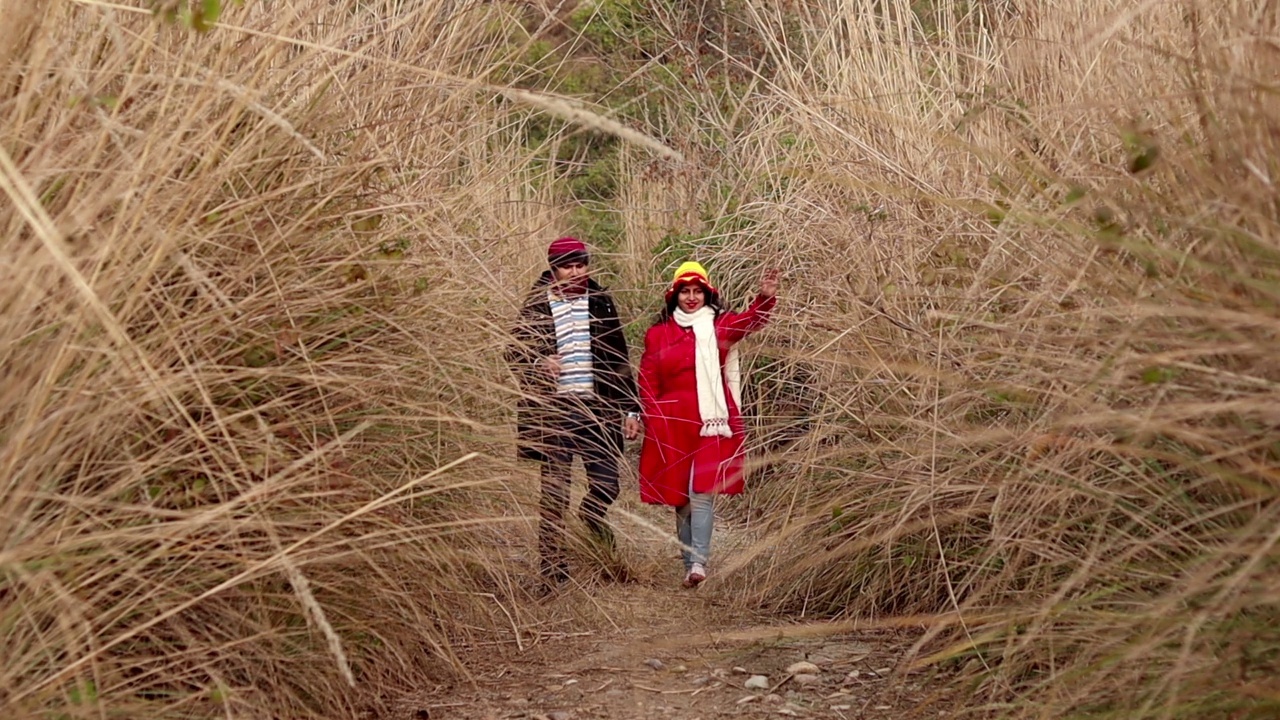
[{"left": 678, "top": 284, "right": 706, "bottom": 312}]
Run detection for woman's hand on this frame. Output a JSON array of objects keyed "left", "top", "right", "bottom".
[{"left": 759, "top": 267, "right": 780, "bottom": 299}]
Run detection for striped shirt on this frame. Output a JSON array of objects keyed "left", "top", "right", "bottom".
[{"left": 548, "top": 289, "right": 594, "bottom": 395}]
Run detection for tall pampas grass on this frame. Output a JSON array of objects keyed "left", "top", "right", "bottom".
[
  {"left": 679, "top": 1, "right": 1280, "bottom": 717},
  {"left": 0, "top": 1, "right": 681, "bottom": 717},
  {"left": 6, "top": 0, "right": 1280, "bottom": 717}
]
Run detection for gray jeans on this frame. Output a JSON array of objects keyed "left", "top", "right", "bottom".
[{"left": 675, "top": 492, "right": 714, "bottom": 569}]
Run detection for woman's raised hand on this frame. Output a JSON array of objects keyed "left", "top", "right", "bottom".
[{"left": 759, "top": 267, "right": 780, "bottom": 298}]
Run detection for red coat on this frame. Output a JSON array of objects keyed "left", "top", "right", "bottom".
[{"left": 637, "top": 295, "right": 776, "bottom": 506}]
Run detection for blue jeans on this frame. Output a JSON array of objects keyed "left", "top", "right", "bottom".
[{"left": 675, "top": 492, "right": 714, "bottom": 569}]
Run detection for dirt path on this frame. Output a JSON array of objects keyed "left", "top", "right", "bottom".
[{"left": 388, "top": 500, "right": 962, "bottom": 720}]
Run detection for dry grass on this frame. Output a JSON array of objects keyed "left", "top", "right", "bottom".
[
  {"left": 5, "top": 0, "right": 1280, "bottom": 718},
  {"left": 675, "top": 1, "right": 1280, "bottom": 718},
  {"left": 0, "top": 1, "right": 638, "bottom": 717}
]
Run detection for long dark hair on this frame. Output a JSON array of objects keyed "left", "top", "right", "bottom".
[{"left": 656, "top": 282, "right": 724, "bottom": 324}]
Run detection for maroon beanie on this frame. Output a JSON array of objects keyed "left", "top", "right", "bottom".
[{"left": 547, "top": 237, "right": 589, "bottom": 268}]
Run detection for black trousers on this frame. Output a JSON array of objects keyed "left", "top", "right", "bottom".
[{"left": 537, "top": 397, "right": 620, "bottom": 577}]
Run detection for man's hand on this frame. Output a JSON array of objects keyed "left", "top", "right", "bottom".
[
  {"left": 759, "top": 267, "right": 780, "bottom": 298},
  {"left": 624, "top": 415, "right": 642, "bottom": 440},
  {"left": 540, "top": 355, "right": 563, "bottom": 380}
]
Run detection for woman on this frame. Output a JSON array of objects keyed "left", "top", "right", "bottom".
[{"left": 638, "top": 261, "right": 780, "bottom": 588}]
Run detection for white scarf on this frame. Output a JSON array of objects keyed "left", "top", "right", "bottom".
[{"left": 673, "top": 307, "right": 741, "bottom": 438}]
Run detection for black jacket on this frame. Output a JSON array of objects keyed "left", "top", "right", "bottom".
[{"left": 508, "top": 272, "right": 639, "bottom": 461}]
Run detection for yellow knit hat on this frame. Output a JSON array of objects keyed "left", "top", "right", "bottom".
[{"left": 666, "top": 261, "right": 717, "bottom": 301}]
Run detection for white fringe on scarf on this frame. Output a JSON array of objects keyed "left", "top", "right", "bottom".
[{"left": 673, "top": 307, "right": 740, "bottom": 438}]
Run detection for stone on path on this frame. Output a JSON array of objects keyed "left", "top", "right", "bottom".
[
  {"left": 793, "top": 673, "right": 821, "bottom": 687},
  {"left": 786, "top": 661, "right": 822, "bottom": 675},
  {"left": 744, "top": 675, "right": 771, "bottom": 690},
  {"left": 644, "top": 658, "right": 664, "bottom": 671}
]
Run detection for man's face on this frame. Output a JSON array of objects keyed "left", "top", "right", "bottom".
[{"left": 552, "top": 261, "right": 589, "bottom": 294}]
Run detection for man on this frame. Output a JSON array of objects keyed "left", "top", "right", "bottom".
[{"left": 508, "top": 237, "right": 642, "bottom": 587}]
